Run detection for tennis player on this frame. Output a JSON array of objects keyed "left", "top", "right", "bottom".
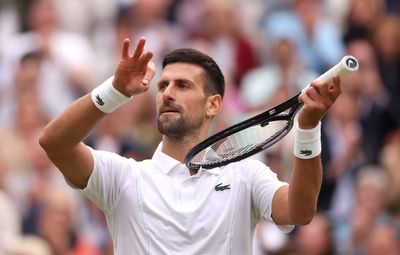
[{"left": 39, "top": 37, "right": 342, "bottom": 254}]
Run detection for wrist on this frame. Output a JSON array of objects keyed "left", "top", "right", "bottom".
[
  {"left": 91, "top": 76, "right": 131, "bottom": 113},
  {"left": 297, "top": 118, "right": 320, "bottom": 130},
  {"left": 112, "top": 78, "right": 131, "bottom": 97},
  {"left": 294, "top": 122, "right": 321, "bottom": 159}
]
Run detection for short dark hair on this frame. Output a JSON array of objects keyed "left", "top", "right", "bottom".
[{"left": 162, "top": 48, "right": 225, "bottom": 98}]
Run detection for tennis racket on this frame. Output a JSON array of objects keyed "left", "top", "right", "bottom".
[{"left": 184, "top": 55, "right": 359, "bottom": 170}]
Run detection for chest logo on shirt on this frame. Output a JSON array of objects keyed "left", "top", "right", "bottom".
[{"left": 215, "top": 182, "right": 231, "bottom": 191}]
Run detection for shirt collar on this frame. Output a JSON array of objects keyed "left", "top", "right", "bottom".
[
  {"left": 152, "top": 142, "right": 181, "bottom": 174},
  {"left": 204, "top": 167, "right": 221, "bottom": 175},
  {"left": 152, "top": 142, "right": 222, "bottom": 175}
]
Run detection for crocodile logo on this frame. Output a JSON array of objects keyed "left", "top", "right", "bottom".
[
  {"left": 300, "top": 150, "right": 312, "bottom": 157},
  {"left": 215, "top": 183, "right": 230, "bottom": 191},
  {"left": 95, "top": 94, "right": 105, "bottom": 106}
]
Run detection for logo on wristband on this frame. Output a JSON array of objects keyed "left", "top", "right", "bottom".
[
  {"left": 95, "top": 95, "right": 105, "bottom": 106},
  {"left": 299, "top": 150, "right": 312, "bottom": 157}
]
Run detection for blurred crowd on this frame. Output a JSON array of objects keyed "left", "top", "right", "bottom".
[{"left": 0, "top": 0, "right": 399, "bottom": 254}]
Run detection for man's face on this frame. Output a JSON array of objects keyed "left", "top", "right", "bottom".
[{"left": 156, "top": 63, "right": 210, "bottom": 140}]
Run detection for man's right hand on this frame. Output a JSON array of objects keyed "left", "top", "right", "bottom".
[{"left": 113, "top": 37, "right": 156, "bottom": 97}]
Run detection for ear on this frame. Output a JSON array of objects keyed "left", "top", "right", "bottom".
[{"left": 205, "top": 94, "right": 222, "bottom": 118}]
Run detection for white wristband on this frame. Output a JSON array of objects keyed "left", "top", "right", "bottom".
[
  {"left": 91, "top": 76, "right": 131, "bottom": 113},
  {"left": 294, "top": 122, "right": 322, "bottom": 159}
]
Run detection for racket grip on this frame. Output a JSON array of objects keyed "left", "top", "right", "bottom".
[{"left": 316, "top": 55, "right": 359, "bottom": 84}]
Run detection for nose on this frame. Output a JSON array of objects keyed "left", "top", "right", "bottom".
[{"left": 162, "top": 82, "right": 175, "bottom": 101}]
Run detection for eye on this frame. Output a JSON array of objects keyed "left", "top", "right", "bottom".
[
  {"left": 176, "top": 80, "right": 189, "bottom": 89},
  {"left": 157, "top": 81, "right": 168, "bottom": 91}
]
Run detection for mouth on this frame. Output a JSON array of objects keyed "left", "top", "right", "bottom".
[{"left": 159, "top": 106, "right": 180, "bottom": 116}]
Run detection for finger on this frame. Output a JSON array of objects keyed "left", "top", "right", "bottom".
[
  {"left": 138, "top": 51, "right": 154, "bottom": 67},
  {"left": 122, "top": 38, "right": 131, "bottom": 58},
  {"left": 300, "top": 86, "right": 320, "bottom": 103},
  {"left": 312, "top": 76, "right": 342, "bottom": 102},
  {"left": 330, "top": 76, "right": 342, "bottom": 97},
  {"left": 132, "top": 37, "right": 146, "bottom": 59},
  {"left": 310, "top": 80, "right": 329, "bottom": 98},
  {"left": 299, "top": 92, "right": 317, "bottom": 109},
  {"left": 301, "top": 79, "right": 324, "bottom": 96},
  {"left": 142, "top": 61, "right": 156, "bottom": 86}
]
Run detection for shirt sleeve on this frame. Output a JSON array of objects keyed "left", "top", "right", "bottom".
[
  {"left": 248, "top": 159, "right": 294, "bottom": 233},
  {"left": 80, "top": 147, "right": 135, "bottom": 215}
]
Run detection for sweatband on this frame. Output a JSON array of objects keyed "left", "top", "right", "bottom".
[
  {"left": 91, "top": 76, "right": 131, "bottom": 113},
  {"left": 294, "top": 122, "right": 322, "bottom": 159}
]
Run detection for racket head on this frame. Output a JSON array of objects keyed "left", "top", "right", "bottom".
[{"left": 185, "top": 96, "right": 301, "bottom": 170}]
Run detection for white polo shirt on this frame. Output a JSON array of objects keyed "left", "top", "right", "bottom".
[{"left": 81, "top": 144, "right": 292, "bottom": 255}]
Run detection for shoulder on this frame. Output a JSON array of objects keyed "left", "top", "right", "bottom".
[
  {"left": 91, "top": 148, "right": 141, "bottom": 172},
  {"left": 91, "top": 148, "right": 132, "bottom": 161},
  {"left": 88, "top": 149, "right": 160, "bottom": 188},
  {"left": 226, "top": 158, "right": 268, "bottom": 170},
  {"left": 223, "top": 158, "right": 276, "bottom": 179}
]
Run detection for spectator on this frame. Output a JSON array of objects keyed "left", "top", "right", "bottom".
[
  {"left": 345, "top": 38, "right": 390, "bottom": 164},
  {"left": 0, "top": 190, "right": 21, "bottom": 254},
  {"left": 263, "top": 0, "right": 345, "bottom": 74},
  {"left": 185, "top": 0, "right": 259, "bottom": 88},
  {"left": 240, "top": 36, "right": 317, "bottom": 114},
  {"left": 10, "top": 235, "right": 51, "bottom": 255},
  {"left": 37, "top": 189, "right": 99, "bottom": 255},
  {"left": 334, "top": 165, "right": 389, "bottom": 254},
  {"left": 0, "top": 92, "right": 46, "bottom": 181},
  {"left": 319, "top": 86, "right": 362, "bottom": 214},
  {"left": 0, "top": 51, "right": 43, "bottom": 126},
  {"left": 381, "top": 131, "right": 400, "bottom": 227},
  {"left": 365, "top": 224, "right": 399, "bottom": 255},
  {"left": 0, "top": 0, "right": 95, "bottom": 119},
  {"left": 345, "top": 0, "right": 386, "bottom": 37},
  {"left": 294, "top": 213, "right": 335, "bottom": 255},
  {"left": 372, "top": 15, "right": 400, "bottom": 130}
]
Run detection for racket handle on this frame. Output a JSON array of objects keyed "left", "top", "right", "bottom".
[{"left": 316, "top": 55, "right": 359, "bottom": 84}]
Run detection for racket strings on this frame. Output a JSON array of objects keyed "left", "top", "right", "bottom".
[{"left": 190, "top": 119, "right": 291, "bottom": 168}]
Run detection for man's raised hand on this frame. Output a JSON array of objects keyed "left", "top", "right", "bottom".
[
  {"left": 113, "top": 37, "right": 155, "bottom": 96},
  {"left": 297, "top": 76, "right": 342, "bottom": 129}
]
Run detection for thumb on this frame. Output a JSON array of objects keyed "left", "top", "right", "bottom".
[{"left": 141, "top": 61, "right": 156, "bottom": 87}]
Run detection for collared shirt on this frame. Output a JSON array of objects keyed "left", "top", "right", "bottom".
[{"left": 81, "top": 144, "right": 291, "bottom": 255}]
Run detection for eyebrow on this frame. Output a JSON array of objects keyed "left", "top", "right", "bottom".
[{"left": 157, "top": 78, "right": 195, "bottom": 86}]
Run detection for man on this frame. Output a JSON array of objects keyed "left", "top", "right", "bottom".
[{"left": 39, "top": 37, "right": 342, "bottom": 254}]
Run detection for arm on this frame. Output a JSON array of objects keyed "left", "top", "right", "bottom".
[
  {"left": 39, "top": 38, "right": 155, "bottom": 189},
  {"left": 272, "top": 77, "right": 342, "bottom": 225}
]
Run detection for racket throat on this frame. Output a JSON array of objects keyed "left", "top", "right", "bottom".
[{"left": 260, "top": 120, "right": 270, "bottom": 127}]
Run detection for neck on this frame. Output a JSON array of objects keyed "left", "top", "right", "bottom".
[{"left": 161, "top": 130, "right": 208, "bottom": 164}]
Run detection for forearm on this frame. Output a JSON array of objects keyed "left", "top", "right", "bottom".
[
  {"left": 272, "top": 123, "right": 323, "bottom": 225},
  {"left": 276, "top": 71, "right": 342, "bottom": 225},
  {"left": 288, "top": 156, "right": 322, "bottom": 224},
  {"left": 39, "top": 94, "right": 104, "bottom": 154}
]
